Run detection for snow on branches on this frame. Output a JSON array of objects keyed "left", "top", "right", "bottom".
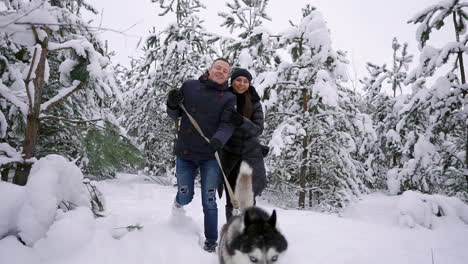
[
  {"left": 408, "top": 0, "right": 468, "bottom": 49},
  {"left": 0, "top": 0, "right": 122, "bottom": 184}
]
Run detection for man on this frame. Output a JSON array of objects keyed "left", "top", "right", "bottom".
[{"left": 166, "top": 58, "right": 236, "bottom": 252}]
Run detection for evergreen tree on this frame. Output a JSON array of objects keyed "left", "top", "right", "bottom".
[
  {"left": 0, "top": 0, "right": 129, "bottom": 183},
  {"left": 122, "top": 0, "right": 217, "bottom": 176},
  {"left": 360, "top": 38, "right": 413, "bottom": 189},
  {"left": 361, "top": 38, "right": 413, "bottom": 99},
  {"left": 218, "top": 0, "right": 279, "bottom": 79},
  {"left": 387, "top": 0, "right": 467, "bottom": 199},
  {"left": 218, "top": 0, "right": 281, "bottom": 163},
  {"left": 264, "top": 5, "right": 371, "bottom": 210},
  {"left": 41, "top": 0, "right": 132, "bottom": 179},
  {"left": 82, "top": 121, "right": 143, "bottom": 178}
]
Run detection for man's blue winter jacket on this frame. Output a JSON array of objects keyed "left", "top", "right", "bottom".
[{"left": 167, "top": 75, "right": 236, "bottom": 160}]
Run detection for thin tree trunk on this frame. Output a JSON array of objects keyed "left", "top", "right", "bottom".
[
  {"left": 453, "top": 12, "right": 466, "bottom": 86},
  {"left": 392, "top": 40, "right": 397, "bottom": 98},
  {"left": 13, "top": 113, "right": 41, "bottom": 185},
  {"left": 12, "top": 164, "right": 31, "bottom": 185},
  {"left": 298, "top": 88, "right": 308, "bottom": 208},
  {"left": 308, "top": 188, "right": 313, "bottom": 208},
  {"left": 307, "top": 166, "right": 312, "bottom": 207},
  {"left": 298, "top": 135, "right": 308, "bottom": 208},
  {"left": 13, "top": 35, "right": 48, "bottom": 185},
  {"left": 1, "top": 166, "right": 9, "bottom": 182}
]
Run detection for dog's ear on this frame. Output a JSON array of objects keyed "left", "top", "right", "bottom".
[
  {"left": 244, "top": 209, "right": 261, "bottom": 227},
  {"left": 268, "top": 210, "right": 277, "bottom": 227}
]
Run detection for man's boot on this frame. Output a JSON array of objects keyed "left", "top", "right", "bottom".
[{"left": 203, "top": 239, "right": 218, "bottom": 253}]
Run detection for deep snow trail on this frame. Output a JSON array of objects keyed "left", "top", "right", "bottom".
[
  {"left": 1, "top": 173, "right": 466, "bottom": 264},
  {"left": 98, "top": 174, "right": 468, "bottom": 264}
]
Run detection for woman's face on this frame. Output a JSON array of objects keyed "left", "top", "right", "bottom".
[{"left": 232, "top": 76, "right": 250, "bottom": 94}]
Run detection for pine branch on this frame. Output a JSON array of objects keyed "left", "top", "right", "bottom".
[
  {"left": 0, "top": 0, "right": 47, "bottom": 29},
  {"left": 0, "top": 82, "right": 28, "bottom": 116},
  {"left": 47, "top": 46, "right": 73, "bottom": 52},
  {"left": 40, "top": 115, "right": 102, "bottom": 124},
  {"left": 40, "top": 80, "right": 86, "bottom": 112},
  {"left": 0, "top": 143, "right": 24, "bottom": 166},
  {"left": 14, "top": 22, "right": 141, "bottom": 38}
]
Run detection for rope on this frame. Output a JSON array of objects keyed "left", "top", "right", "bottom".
[{"left": 178, "top": 103, "right": 240, "bottom": 212}]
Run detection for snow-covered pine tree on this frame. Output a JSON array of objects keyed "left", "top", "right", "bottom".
[
  {"left": 39, "top": 0, "right": 140, "bottom": 179},
  {"left": 121, "top": 0, "right": 217, "bottom": 176},
  {"left": 387, "top": 0, "right": 467, "bottom": 199},
  {"left": 362, "top": 38, "right": 413, "bottom": 99},
  {"left": 359, "top": 38, "right": 413, "bottom": 189},
  {"left": 264, "top": 5, "right": 370, "bottom": 210},
  {"left": 218, "top": 0, "right": 281, "bottom": 162},
  {"left": 218, "top": 0, "right": 279, "bottom": 77},
  {"left": 0, "top": 0, "right": 125, "bottom": 183},
  {"left": 389, "top": 38, "right": 414, "bottom": 97}
]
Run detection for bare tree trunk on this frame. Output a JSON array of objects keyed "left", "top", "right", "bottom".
[
  {"left": 1, "top": 166, "right": 9, "bottom": 182},
  {"left": 465, "top": 98, "right": 468, "bottom": 189},
  {"left": 13, "top": 113, "right": 40, "bottom": 185},
  {"left": 308, "top": 188, "right": 313, "bottom": 208},
  {"left": 298, "top": 136, "right": 308, "bottom": 208},
  {"left": 457, "top": 46, "right": 466, "bottom": 85},
  {"left": 392, "top": 40, "right": 398, "bottom": 98},
  {"left": 298, "top": 88, "right": 308, "bottom": 208},
  {"left": 453, "top": 13, "right": 466, "bottom": 86},
  {"left": 12, "top": 164, "right": 31, "bottom": 185},
  {"left": 13, "top": 34, "right": 48, "bottom": 185}
]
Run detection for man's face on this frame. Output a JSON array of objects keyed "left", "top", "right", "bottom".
[{"left": 208, "top": 60, "right": 230, "bottom": 84}]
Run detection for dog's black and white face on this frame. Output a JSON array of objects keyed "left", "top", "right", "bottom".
[
  {"left": 229, "top": 247, "right": 283, "bottom": 264},
  {"left": 219, "top": 161, "right": 288, "bottom": 264},
  {"left": 224, "top": 207, "right": 288, "bottom": 264}
]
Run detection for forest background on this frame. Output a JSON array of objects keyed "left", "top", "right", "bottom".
[{"left": 0, "top": 0, "right": 466, "bottom": 211}]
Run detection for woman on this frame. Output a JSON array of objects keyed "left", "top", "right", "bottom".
[{"left": 220, "top": 68, "right": 267, "bottom": 221}]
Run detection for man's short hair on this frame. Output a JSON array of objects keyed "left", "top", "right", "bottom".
[{"left": 213, "top": 57, "right": 230, "bottom": 65}]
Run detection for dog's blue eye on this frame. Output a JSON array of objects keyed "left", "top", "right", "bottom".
[
  {"left": 249, "top": 256, "right": 258, "bottom": 263},
  {"left": 272, "top": 255, "right": 278, "bottom": 261}
]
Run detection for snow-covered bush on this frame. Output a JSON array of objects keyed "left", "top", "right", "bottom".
[
  {"left": 33, "top": 207, "right": 95, "bottom": 261},
  {"left": 0, "top": 181, "right": 25, "bottom": 237},
  {"left": 398, "top": 190, "right": 468, "bottom": 229},
  {"left": 0, "top": 155, "right": 91, "bottom": 246}
]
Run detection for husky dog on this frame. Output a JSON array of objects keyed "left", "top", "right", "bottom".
[{"left": 218, "top": 162, "right": 288, "bottom": 264}]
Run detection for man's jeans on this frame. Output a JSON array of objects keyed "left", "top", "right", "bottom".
[{"left": 175, "top": 157, "right": 220, "bottom": 242}]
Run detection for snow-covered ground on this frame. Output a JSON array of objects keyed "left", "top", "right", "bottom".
[{"left": 1, "top": 172, "right": 468, "bottom": 264}]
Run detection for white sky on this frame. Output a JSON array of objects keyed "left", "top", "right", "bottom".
[{"left": 85, "top": 0, "right": 453, "bottom": 80}]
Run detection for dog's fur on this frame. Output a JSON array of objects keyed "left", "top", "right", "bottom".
[{"left": 218, "top": 162, "right": 288, "bottom": 264}]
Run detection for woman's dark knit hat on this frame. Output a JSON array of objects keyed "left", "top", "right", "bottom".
[{"left": 230, "top": 68, "right": 252, "bottom": 84}]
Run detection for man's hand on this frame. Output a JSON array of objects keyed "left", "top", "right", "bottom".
[
  {"left": 230, "top": 110, "right": 244, "bottom": 126},
  {"left": 208, "top": 138, "right": 222, "bottom": 153},
  {"left": 167, "top": 89, "right": 184, "bottom": 109}
]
